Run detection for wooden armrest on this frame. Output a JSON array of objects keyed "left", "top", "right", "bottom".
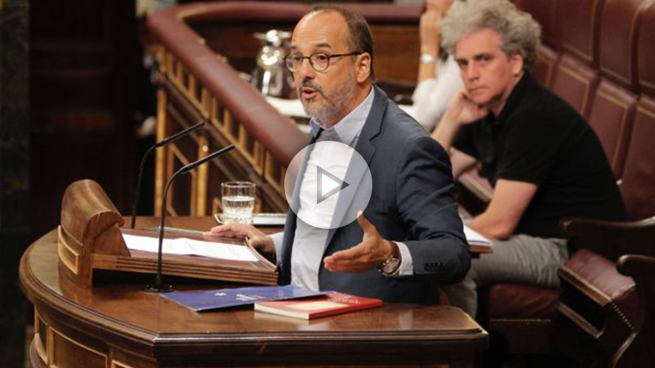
[
  {"left": 559, "top": 216, "right": 655, "bottom": 261},
  {"left": 613, "top": 254, "right": 655, "bottom": 368},
  {"left": 619, "top": 254, "right": 655, "bottom": 288}
]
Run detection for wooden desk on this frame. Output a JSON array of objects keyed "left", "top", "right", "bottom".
[{"left": 20, "top": 217, "right": 488, "bottom": 368}]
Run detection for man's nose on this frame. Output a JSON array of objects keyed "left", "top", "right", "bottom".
[
  {"left": 297, "top": 58, "right": 316, "bottom": 79},
  {"left": 465, "top": 63, "right": 480, "bottom": 80}
]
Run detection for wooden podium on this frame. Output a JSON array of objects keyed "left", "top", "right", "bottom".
[
  {"left": 57, "top": 180, "right": 278, "bottom": 288},
  {"left": 20, "top": 179, "right": 488, "bottom": 367},
  {"left": 21, "top": 224, "right": 488, "bottom": 368}
]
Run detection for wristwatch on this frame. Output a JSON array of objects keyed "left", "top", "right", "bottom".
[
  {"left": 379, "top": 254, "right": 401, "bottom": 275},
  {"left": 378, "top": 243, "right": 401, "bottom": 276},
  {"left": 420, "top": 53, "right": 437, "bottom": 64}
]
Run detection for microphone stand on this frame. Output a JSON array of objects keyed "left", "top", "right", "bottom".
[
  {"left": 144, "top": 144, "right": 235, "bottom": 293},
  {"left": 131, "top": 121, "right": 205, "bottom": 229}
]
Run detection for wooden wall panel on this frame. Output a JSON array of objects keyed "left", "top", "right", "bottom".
[{"left": 29, "top": 0, "right": 138, "bottom": 239}]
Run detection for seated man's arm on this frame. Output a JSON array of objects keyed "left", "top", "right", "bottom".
[
  {"left": 431, "top": 91, "right": 486, "bottom": 180},
  {"left": 432, "top": 90, "right": 489, "bottom": 151},
  {"left": 450, "top": 148, "right": 477, "bottom": 180},
  {"left": 469, "top": 179, "right": 537, "bottom": 240}
]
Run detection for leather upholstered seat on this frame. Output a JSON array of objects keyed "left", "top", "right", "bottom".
[
  {"left": 556, "top": 59, "right": 655, "bottom": 368},
  {"left": 550, "top": 55, "right": 600, "bottom": 119},
  {"left": 586, "top": 80, "right": 636, "bottom": 178}
]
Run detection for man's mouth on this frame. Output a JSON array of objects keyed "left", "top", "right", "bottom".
[
  {"left": 301, "top": 87, "right": 319, "bottom": 100},
  {"left": 468, "top": 86, "right": 485, "bottom": 95}
]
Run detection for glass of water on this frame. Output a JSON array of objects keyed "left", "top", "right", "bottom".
[{"left": 221, "top": 181, "right": 256, "bottom": 224}]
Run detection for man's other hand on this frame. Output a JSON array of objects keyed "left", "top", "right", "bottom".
[
  {"left": 420, "top": 9, "right": 443, "bottom": 56},
  {"left": 203, "top": 224, "right": 275, "bottom": 256},
  {"left": 323, "top": 213, "right": 398, "bottom": 273}
]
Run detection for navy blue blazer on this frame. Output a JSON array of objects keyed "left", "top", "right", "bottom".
[{"left": 280, "top": 86, "right": 470, "bottom": 303}]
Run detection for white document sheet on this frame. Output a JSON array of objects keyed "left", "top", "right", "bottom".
[
  {"left": 463, "top": 225, "right": 493, "bottom": 248},
  {"left": 122, "top": 234, "right": 258, "bottom": 262}
]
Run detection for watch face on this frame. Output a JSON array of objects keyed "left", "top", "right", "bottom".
[{"left": 382, "top": 257, "right": 401, "bottom": 274}]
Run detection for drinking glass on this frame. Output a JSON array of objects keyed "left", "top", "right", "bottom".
[{"left": 221, "top": 181, "right": 256, "bottom": 224}]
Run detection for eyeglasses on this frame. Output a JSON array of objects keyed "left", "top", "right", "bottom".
[{"left": 284, "top": 52, "right": 362, "bottom": 72}]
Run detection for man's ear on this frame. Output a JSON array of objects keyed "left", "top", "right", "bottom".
[
  {"left": 510, "top": 52, "right": 525, "bottom": 76},
  {"left": 356, "top": 53, "right": 372, "bottom": 83}
]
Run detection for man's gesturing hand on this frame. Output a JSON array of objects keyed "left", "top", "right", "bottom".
[{"left": 323, "top": 213, "right": 398, "bottom": 273}]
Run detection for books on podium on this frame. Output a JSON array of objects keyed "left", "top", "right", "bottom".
[{"left": 254, "top": 293, "right": 383, "bottom": 320}]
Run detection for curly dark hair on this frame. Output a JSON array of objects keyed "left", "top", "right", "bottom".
[{"left": 441, "top": 0, "right": 541, "bottom": 70}]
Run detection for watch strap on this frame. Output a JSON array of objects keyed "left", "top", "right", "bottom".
[{"left": 378, "top": 242, "right": 401, "bottom": 276}]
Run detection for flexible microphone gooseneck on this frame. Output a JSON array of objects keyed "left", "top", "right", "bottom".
[
  {"left": 131, "top": 121, "right": 206, "bottom": 229},
  {"left": 144, "top": 144, "right": 235, "bottom": 293}
]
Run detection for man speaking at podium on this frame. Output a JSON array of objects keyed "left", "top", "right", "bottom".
[{"left": 205, "top": 5, "right": 469, "bottom": 303}]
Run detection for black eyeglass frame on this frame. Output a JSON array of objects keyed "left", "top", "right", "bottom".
[{"left": 284, "top": 52, "right": 363, "bottom": 72}]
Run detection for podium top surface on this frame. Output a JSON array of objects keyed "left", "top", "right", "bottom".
[{"left": 20, "top": 216, "right": 488, "bottom": 365}]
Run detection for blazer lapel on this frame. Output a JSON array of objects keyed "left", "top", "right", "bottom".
[{"left": 325, "top": 86, "right": 387, "bottom": 247}]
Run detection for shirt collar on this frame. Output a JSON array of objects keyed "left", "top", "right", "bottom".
[{"left": 310, "top": 87, "right": 375, "bottom": 146}]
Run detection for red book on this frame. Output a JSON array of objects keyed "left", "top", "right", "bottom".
[{"left": 254, "top": 292, "right": 383, "bottom": 320}]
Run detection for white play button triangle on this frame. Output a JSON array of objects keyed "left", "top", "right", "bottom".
[
  {"left": 284, "top": 141, "right": 372, "bottom": 230},
  {"left": 317, "top": 166, "right": 349, "bottom": 204}
]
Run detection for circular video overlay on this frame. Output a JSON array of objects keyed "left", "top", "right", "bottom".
[{"left": 284, "top": 141, "right": 373, "bottom": 230}]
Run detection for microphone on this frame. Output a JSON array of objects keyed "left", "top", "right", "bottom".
[
  {"left": 144, "top": 144, "right": 236, "bottom": 293},
  {"left": 131, "top": 121, "right": 205, "bottom": 229}
]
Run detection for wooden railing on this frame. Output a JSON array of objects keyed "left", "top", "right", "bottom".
[{"left": 146, "top": 1, "right": 422, "bottom": 217}]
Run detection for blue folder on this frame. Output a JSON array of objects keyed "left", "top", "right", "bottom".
[{"left": 162, "top": 285, "right": 331, "bottom": 312}]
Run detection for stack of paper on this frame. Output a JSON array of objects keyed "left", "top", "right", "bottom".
[
  {"left": 122, "top": 234, "right": 258, "bottom": 262},
  {"left": 463, "top": 225, "right": 493, "bottom": 248},
  {"left": 117, "top": 228, "right": 279, "bottom": 285}
]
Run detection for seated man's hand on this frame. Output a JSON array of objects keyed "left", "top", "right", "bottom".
[
  {"left": 442, "top": 90, "right": 490, "bottom": 127},
  {"left": 323, "top": 213, "right": 398, "bottom": 273},
  {"left": 203, "top": 224, "right": 275, "bottom": 256}
]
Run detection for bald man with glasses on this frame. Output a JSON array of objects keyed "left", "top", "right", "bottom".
[{"left": 206, "top": 5, "right": 469, "bottom": 303}]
